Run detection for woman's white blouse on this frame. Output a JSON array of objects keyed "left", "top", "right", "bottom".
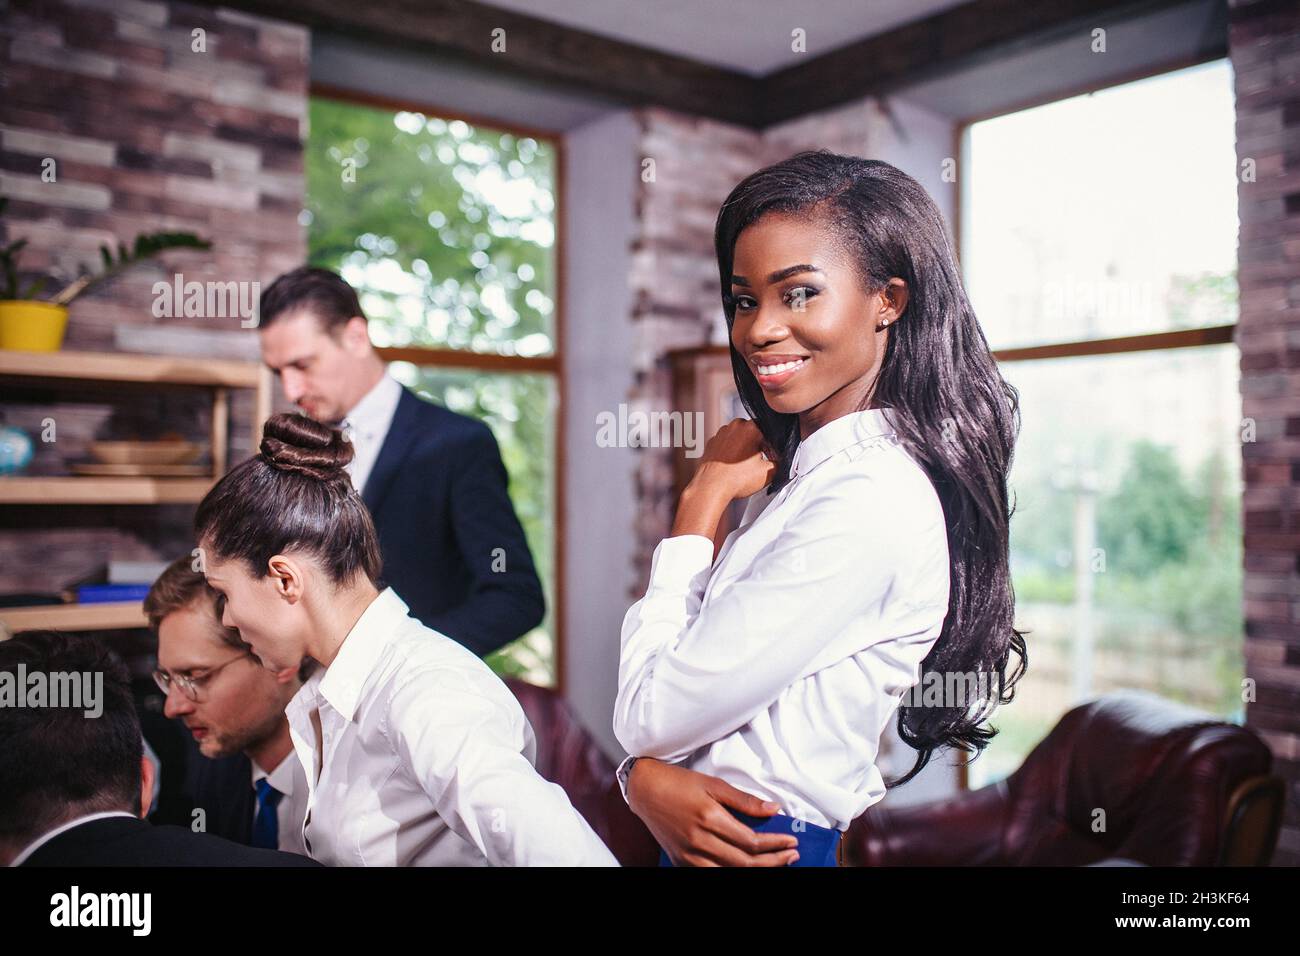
[
  {"left": 286, "top": 587, "right": 618, "bottom": 866},
  {"left": 613, "top": 406, "right": 950, "bottom": 832}
]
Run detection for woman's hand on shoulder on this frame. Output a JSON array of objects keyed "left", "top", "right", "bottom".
[
  {"left": 671, "top": 419, "right": 775, "bottom": 540},
  {"left": 627, "top": 758, "right": 799, "bottom": 867},
  {"left": 689, "top": 418, "right": 776, "bottom": 502}
]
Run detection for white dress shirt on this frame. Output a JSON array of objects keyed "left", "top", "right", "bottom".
[
  {"left": 613, "top": 406, "right": 950, "bottom": 832},
  {"left": 285, "top": 586, "right": 618, "bottom": 866},
  {"left": 339, "top": 372, "right": 403, "bottom": 494},
  {"left": 251, "top": 748, "right": 310, "bottom": 857}
]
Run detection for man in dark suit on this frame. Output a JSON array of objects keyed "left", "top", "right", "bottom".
[
  {"left": 14, "top": 814, "right": 320, "bottom": 867},
  {"left": 256, "top": 267, "right": 544, "bottom": 657},
  {"left": 0, "top": 630, "right": 318, "bottom": 867}
]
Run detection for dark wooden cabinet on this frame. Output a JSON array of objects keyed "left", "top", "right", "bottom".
[{"left": 668, "top": 344, "right": 752, "bottom": 556}]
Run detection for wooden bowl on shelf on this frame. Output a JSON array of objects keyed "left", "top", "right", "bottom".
[{"left": 89, "top": 440, "right": 202, "bottom": 467}]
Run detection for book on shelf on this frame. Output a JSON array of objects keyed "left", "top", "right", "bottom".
[{"left": 74, "top": 584, "right": 152, "bottom": 604}]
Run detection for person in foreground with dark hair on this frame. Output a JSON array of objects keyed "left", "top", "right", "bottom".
[
  {"left": 613, "top": 150, "right": 1027, "bottom": 866},
  {"left": 145, "top": 555, "right": 311, "bottom": 856},
  {"left": 256, "top": 265, "right": 544, "bottom": 658},
  {"left": 0, "top": 630, "right": 320, "bottom": 867},
  {"left": 194, "top": 413, "right": 618, "bottom": 866}
]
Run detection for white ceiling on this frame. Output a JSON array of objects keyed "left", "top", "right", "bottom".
[{"left": 477, "top": 0, "right": 971, "bottom": 76}]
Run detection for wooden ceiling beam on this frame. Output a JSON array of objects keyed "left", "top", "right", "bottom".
[
  {"left": 189, "top": 0, "right": 762, "bottom": 127},
  {"left": 188, "top": 0, "right": 1211, "bottom": 130},
  {"left": 759, "top": 0, "right": 1211, "bottom": 126}
]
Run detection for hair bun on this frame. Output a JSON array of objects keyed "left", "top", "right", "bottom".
[{"left": 259, "top": 413, "right": 354, "bottom": 481}]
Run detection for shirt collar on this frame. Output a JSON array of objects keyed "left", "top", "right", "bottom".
[
  {"left": 788, "top": 406, "right": 898, "bottom": 481},
  {"left": 9, "top": 810, "right": 138, "bottom": 867},
  {"left": 340, "top": 373, "right": 402, "bottom": 440},
  {"left": 251, "top": 749, "right": 297, "bottom": 797},
  {"left": 313, "top": 587, "right": 410, "bottom": 723}
]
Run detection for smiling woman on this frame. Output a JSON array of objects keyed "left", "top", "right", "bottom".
[
  {"left": 727, "top": 219, "right": 907, "bottom": 438},
  {"left": 614, "top": 149, "right": 1027, "bottom": 868}
]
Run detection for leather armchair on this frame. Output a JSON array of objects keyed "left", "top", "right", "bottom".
[{"left": 842, "top": 689, "right": 1284, "bottom": 866}]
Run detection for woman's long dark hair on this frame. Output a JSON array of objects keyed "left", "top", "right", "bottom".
[{"left": 714, "top": 149, "right": 1028, "bottom": 787}]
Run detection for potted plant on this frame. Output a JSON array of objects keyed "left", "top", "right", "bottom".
[{"left": 0, "top": 198, "right": 210, "bottom": 351}]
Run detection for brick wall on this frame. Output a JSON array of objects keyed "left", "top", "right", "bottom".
[
  {"left": 0, "top": 0, "right": 307, "bottom": 595},
  {"left": 627, "top": 108, "right": 768, "bottom": 590},
  {"left": 1230, "top": 0, "right": 1300, "bottom": 867}
]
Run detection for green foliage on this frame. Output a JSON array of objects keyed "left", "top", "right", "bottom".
[
  {"left": 1, "top": 237, "right": 30, "bottom": 299},
  {"left": 1168, "top": 270, "right": 1238, "bottom": 327},
  {"left": 1013, "top": 439, "right": 1242, "bottom": 607},
  {"left": 306, "top": 96, "right": 559, "bottom": 683},
  {"left": 1009, "top": 437, "right": 1244, "bottom": 714},
  {"left": 306, "top": 98, "right": 555, "bottom": 355},
  {"left": 1097, "top": 440, "right": 1201, "bottom": 574},
  {"left": 1, "top": 199, "right": 210, "bottom": 304},
  {"left": 104, "top": 232, "right": 210, "bottom": 267},
  {"left": 1010, "top": 566, "right": 1076, "bottom": 603},
  {"left": 393, "top": 365, "right": 556, "bottom": 682},
  {"left": 54, "top": 232, "right": 211, "bottom": 305},
  {"left": 0, "top": 199, "right": 46, "bottom": 299}
]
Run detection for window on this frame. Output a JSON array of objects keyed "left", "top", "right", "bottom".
[
  {"left": 305, "top": 91, "right": 561, "bottom": 685},
  {"left": 960, "top": 59, "right": 1242, "bottom": 788}
]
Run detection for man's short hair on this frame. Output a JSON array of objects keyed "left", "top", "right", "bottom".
[
  {"left": 258, "top": 266, "right": 365, "bottom": 334},
  {"left": 144, "top": 554, "right": 250, "bottom": 654},
  {"left": 145, "top": 554, "right": 315, "bottom": 682},
  {"left": 0, "top": 630, "right": 143, "bottom": 847}
]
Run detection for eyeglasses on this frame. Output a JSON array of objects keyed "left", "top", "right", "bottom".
[{"left": 152, "top": 651, "right": 251, "bottom": 703}]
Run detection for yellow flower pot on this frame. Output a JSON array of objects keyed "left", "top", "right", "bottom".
[{"left": 0, "top": 301, "right": 69, "bottom": 351}]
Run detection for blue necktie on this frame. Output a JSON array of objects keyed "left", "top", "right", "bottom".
[{"left": 252, "top": 778, "right": 283, "bottom": 850}]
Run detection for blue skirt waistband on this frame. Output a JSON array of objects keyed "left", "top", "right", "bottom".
[{"left": 657, "top": 808, "right": 842, "bottom": 867}]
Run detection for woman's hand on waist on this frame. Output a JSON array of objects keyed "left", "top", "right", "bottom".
[{"left": 627, "top": 757, "right": 799, "bottom": 866}]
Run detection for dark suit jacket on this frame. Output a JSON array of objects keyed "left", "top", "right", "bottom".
[
  {"left": 362, "top": 387, "right": 545, "bottom": 657},
  {"left": 181, "top": 733, "right": 255, "bottom": 846},
  {"left": 19, "top": 816, "right": 321, "bottom": 867}
]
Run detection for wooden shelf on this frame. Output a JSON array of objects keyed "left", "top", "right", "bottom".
[
  {"left": 0, "top": 348, "right": 264, "bottom": 388},
  {"left": 0, "top": 601, "right": 147, "bottom": 633},
  {"left": 0, "top": 349, "right": 272, "bottom": 498},
  {"left": 0, "top": 476, "right": 215, "bottom": 504}
]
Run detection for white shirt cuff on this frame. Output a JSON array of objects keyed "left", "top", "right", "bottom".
[
  {"left": 647, "top": 534, "right": 714, "bottom": 595},
  {"left": 615, "top": 754, "right": 637, "bottom": 805}
]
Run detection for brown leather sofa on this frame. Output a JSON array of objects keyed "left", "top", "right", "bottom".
[
  {"left": 506, "top": 681, "right": 1284, "bottom": 867},
  {"left": 842, "top": 689, "right": 1284, "bottom": 866}
]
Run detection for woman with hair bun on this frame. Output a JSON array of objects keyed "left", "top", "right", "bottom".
[
  {"left": 194, "top": 412, "right": 617, "bottom": 866},
  {"left": 614, "top": 150, "right": 1027, "bottom": 866}
]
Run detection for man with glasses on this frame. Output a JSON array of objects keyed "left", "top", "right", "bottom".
[{"left": 145, "top": 555, "right": 311, "bottom": 857}]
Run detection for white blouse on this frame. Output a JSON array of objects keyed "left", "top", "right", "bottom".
[
  {"left": 286, "top": 587, "right": 618, "bottom": 866},
  {"left": 613, "top": 406, "right": 950, "bottom": 832}
]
